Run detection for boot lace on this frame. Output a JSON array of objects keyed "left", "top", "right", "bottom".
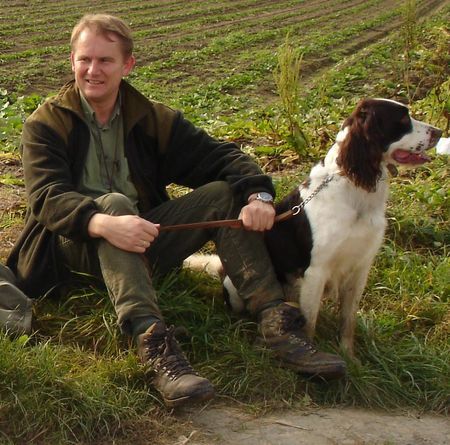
[
  {"left": 278, "top": 306, "right": 317, "bottom": 353},
  {"left": 144, "top": 326, "right": 198, "bottom": 381}
]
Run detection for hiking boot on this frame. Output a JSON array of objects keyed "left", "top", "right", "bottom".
[
  {"left": 137, "top": 322, "right": 215, "bottom": 408},
  {"left": 257, "top": 302, "right": 346, "bottom": 380}
]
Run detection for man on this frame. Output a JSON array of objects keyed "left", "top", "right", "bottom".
[{"left": 6, "top": 14, "right": 346, "bottom": 408}]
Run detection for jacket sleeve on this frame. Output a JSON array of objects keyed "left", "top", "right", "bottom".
[
  {"left": 161, "top": 112, "right": 275, "bottom": 202},
  {"left": 21, "top": 108, "right": 98, "bottom": 241}
]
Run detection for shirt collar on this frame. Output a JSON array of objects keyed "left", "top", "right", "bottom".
[{"left": 80, "top": 93, "right": 122, "bottom": 130}]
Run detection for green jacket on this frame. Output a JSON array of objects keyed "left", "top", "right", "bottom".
[{"left": 7, "top": 80, "right": 275, "bottom": 296}]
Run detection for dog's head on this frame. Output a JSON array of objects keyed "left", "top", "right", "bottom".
[{"left": 336, "top": 98, "right": 442, "bottom": 192}]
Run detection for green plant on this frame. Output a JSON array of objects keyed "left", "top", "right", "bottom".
[
  {"left": 401, "top": 0, "right": 418, "bottom": 102},
  {"left": 413, "top": 79, "right": 450, "bottom": 137},
  {"left": 273, "top": 34, "right": 308, "bottom": 155},
  {"left": 0, "top": 90, "right": 43, "bottom": 154}
]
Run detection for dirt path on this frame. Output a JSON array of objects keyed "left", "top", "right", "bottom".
[{"left": 178, "top": 404, "right": 450, "bottom": 445}]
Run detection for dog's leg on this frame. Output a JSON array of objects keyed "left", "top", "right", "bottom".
[
  {"left": 338, "top": 264, "right": 371, "bottom": 358},
  {"left": 282, "top": 273, "right": 301, "bottom": 302},
  {"left": 324, "top": 280, "right": 339, "bottom": 303},
  {"left": 299, "top": 266, "right": 327, "bottom": 339},
  {"left": 223, "top": 275, "right": 245, "bottom": 313}
]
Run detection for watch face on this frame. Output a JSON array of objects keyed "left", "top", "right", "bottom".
[{"left": 257, "top": 192, "right": 273, "bottom": 202}]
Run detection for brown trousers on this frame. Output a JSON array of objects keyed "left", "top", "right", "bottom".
[{"left": 57, "top": 182, "right": 284, "bottom": 335}]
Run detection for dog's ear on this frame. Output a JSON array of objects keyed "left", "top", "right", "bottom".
[
  {"left": 337, "top": 100, "right": 383, "bottom": 192},
  {"left": 358, "top": 101, "right": 386, "bottom": 141}
]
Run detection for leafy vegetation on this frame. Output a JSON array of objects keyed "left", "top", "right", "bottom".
[{"left": 0, "top": 1, "right": 448, "bottom": 443}]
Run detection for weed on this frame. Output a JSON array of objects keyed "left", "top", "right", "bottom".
[
  {"left": 273, "top": 34, "right": 309, "bottom": 156},
  {"left": 413, "top": 78, "right": 450, "bottom": 136},
  {"left": 401, "top": 0, "right": 418, "bottom": 102},
  {"left": 0, "top": 91, "right": 43, "bottom": 154}
]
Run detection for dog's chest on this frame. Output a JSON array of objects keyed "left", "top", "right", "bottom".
[{"left": 304, "top": 180, "right": 387, "bottom": 261}]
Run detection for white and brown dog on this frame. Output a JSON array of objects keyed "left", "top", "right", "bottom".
[{"left": 186, "top": 98, "right": 442, "bottom": 357}]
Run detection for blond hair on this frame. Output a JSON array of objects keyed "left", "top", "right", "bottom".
[{"left": 71, "top": 14, "right": 133, "bottom": 57}]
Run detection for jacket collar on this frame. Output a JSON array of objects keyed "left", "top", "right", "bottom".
[{"left": 53, "top": 79, "right": 154, "bottom": 134}]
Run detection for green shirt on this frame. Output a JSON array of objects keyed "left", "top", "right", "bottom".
[{"left": 78, "top": 94, "right": 139, "bottom": 210}]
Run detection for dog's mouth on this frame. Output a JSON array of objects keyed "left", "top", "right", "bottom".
[{"left": 392, "top": 149, "right": 431, "bottom": 165}]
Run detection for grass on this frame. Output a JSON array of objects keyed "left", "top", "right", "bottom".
[
  {"left": 0, "top": 1, "right": 449, "bottom": 443},
  {"left": 0, "top": 333, "right": 178, "bottom": 444}
]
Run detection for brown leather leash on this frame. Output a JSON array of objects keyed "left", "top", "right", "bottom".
[
  {"left": 159, "top": 175, "right": 333, "bottom": 232},
  {"left": 159, "top": 209, "right": 294, "bottom": 232}
]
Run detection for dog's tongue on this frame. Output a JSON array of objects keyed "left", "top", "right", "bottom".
[{"left": 392, "top": 149, "right": 430, "bottom": 165}]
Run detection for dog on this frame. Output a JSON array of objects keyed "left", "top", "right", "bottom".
[{"left": 185, "top": 98, "right": 442, "bottom": 357}]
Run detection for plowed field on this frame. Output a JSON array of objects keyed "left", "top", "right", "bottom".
[{"left": 0, "top": 0, "right": 446, "bottom": 97}]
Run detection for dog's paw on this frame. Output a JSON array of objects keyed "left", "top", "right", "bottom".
[{"left": 223, "top": 276, "right": 245, "bottom": 313}]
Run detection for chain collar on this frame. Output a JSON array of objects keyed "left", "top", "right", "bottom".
[{"left": 292, "top": 175, "right": 334, "bottom": 216}]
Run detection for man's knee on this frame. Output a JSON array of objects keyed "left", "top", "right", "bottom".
[
  {"left": 201, "top": 181, "right": 235, "bottom": 207},
  {"left": 95, "top": 193, "right": 137, "bottom": 216}
]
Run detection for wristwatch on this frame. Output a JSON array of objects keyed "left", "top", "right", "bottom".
[{"left": 249, "top": 192, "right": 274, "bottom": 205}]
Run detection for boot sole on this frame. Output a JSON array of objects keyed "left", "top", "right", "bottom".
[
  {"left": 163, "top": 387, "right": 216, "bottom": 409},
  {"left": 284, "top": 362, "right": 347, "bottom": 380},
  {"left": 254, "top": 339, "right": 347, "bottom": 380}
]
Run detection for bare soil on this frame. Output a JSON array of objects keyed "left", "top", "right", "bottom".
[
  {"left": 0, "top": 0, "right": 446, "bottom": 96},
  {"left": 0, "top": 157, "right": 24, "bottom": 262}
]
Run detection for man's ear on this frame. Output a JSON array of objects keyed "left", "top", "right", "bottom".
[
  {"left": 123, "top": 55, "right": 136, "bottom": 76},
  {"left": 70, "top": 52, "right": 75, "bottom": 72}
]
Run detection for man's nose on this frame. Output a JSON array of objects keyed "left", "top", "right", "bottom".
[{"left": 87, "top": 60, "right": 100, "bottom": 75}]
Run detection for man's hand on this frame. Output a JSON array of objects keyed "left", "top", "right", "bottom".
[
  {"left": 239, "top": 198, "right": 275, "bottom": 231},
  {"left": 88, "top": 214, "right": 159, "bottom": 253}
]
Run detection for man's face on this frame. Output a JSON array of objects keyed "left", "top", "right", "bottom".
[{"left": 70, "top": 28, "right": 135, "bottom": 107}]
